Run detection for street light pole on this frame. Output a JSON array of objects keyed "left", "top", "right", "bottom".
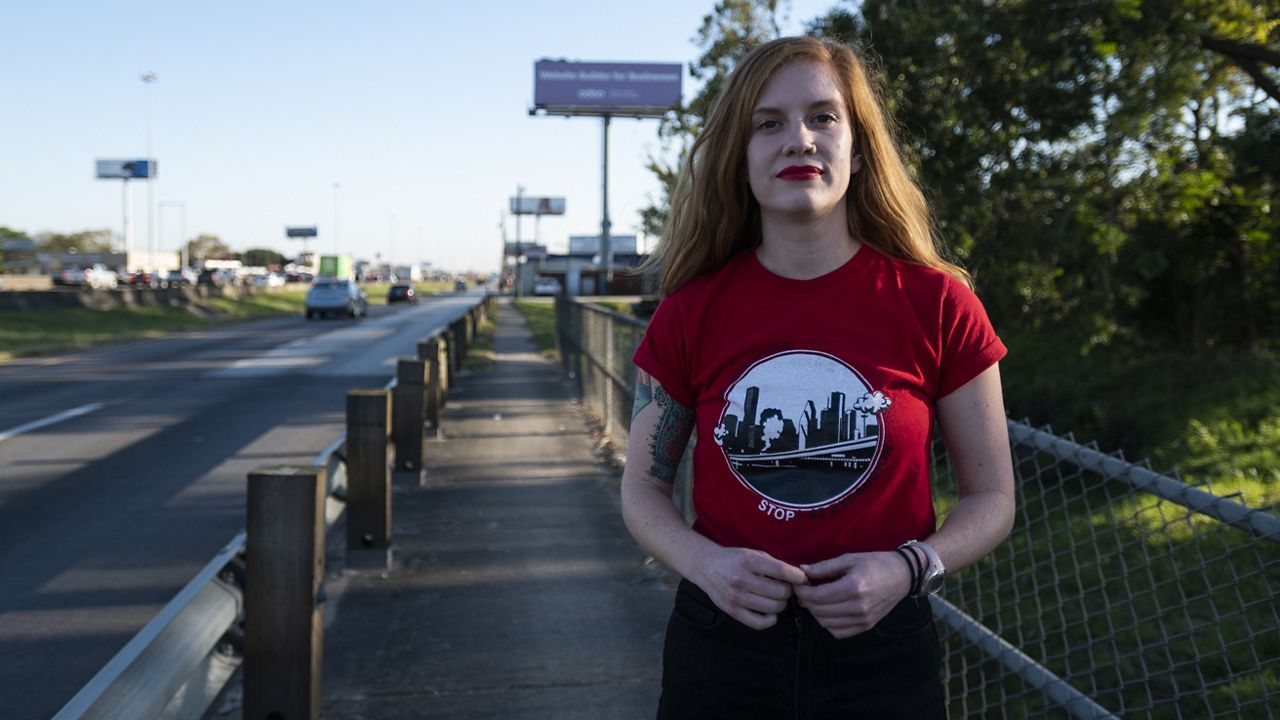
[
  {"left": 142, "top": 72, "right": 157, "bottom": 273},
  {"left": 514, "top": 184, "right": 524, "bottom": 298}
]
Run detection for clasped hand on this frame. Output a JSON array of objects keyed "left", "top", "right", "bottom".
[{"left": 699, "top": 547, "right": 911, "bottom": 639}]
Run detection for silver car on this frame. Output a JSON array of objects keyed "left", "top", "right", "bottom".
[{"left": 305, "top": 279, "right": 368, "bottom": 319}]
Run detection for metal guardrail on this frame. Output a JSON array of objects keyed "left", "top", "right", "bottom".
[
  {"left": 52, "top": 435, "right": 350, "bottom": 720},
  {"left": 53, "top": 294, "right": 492, "bottom": 720},
  {"left": 51, "top": 533, "right": 246, "bottom": 720}
]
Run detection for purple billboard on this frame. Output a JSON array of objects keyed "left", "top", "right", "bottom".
[{"left": 533, "top": 60, "right": 682, "bottom": 117}]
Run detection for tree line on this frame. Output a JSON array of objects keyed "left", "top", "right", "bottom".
[
  {"left": 0, "top": 225, "right": 288, "bottom": 270},
  {"left": 644, "top": 0, "right": 1279, "bottom": 353}
]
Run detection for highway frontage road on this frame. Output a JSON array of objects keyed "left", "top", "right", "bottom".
[{"left": 0, "top": 292, "right": 482, "bottom": 719}]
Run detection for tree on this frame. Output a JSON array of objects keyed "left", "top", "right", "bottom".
[
  {"left": 641, "top": 0, "right": 787, "bottom": 237},
  {"left": 240, "top": 248, "right": 285, "bottom": 267},
  {"left": 0, "top": 226, "right": 28, "bottom": 273},
  {"left": 186, "top": 234, "right": 233, "bottom": 266},
  {"left": 806, "top": 0, "right": 1279, "bottom": 350},
  {"left": 35, "top": 229, "right": 115, "bottom": 255}
]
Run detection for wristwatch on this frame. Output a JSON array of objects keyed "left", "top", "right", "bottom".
[{"left": 900, "top": 540, "right": 946, "bottom": 597}]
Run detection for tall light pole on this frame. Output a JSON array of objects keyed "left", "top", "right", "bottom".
[{"left": 142, "top": 72, "right": 157, "bottom": 272}]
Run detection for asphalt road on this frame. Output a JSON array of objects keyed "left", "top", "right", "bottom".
[{"left": 0, "top": 291, "right": 482, "bottom": 719}]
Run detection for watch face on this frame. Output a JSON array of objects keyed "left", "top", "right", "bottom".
[{"left": 924, "top": 570, "right": 945, "bottom": 594}]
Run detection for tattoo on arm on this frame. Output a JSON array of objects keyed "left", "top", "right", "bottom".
[
  {"left": 632, "top": 370, "right": 695, "bottom": 482},
  {"left": 632, "top": 370, "right": 655, "bottom": 421},
  {"left": 647, "top": 385, "right": 694, "bottom": 483}
]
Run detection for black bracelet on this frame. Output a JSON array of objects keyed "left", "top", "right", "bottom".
[
  {"left": 893, "top": 547, "right": 918, "bottom": 599},
  {"left": 907, "top": 544, "right": 926, "bottom": 597}
]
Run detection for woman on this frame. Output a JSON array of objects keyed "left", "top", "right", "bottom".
[{"left": 621, "top": 36, "right": 1016, "bottom": 719}]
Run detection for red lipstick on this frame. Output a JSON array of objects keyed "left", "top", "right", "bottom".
[{"left": 777, "top": 165, "right": 823, "bottom": 180}]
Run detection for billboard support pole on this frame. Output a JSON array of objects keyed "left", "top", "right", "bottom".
[
  {"left": 121, "top": 179, "right": 132, "bottom": 258},
  {"left": 514, "top": 185, "right": 524, "bottom": 298},
  {"left": 601, "top": 115, "right": 612, "bottom": 289}
]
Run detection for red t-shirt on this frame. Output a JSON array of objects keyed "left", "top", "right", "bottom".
[{"left": 633, "top": 245, "right": 1006, "bottom": 566}]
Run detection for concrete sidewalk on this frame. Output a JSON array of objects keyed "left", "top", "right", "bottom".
[{"left": 321, "top": 299, "right": 673, "bottom": 719}]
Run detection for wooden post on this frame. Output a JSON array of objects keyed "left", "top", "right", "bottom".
[
  {"left": 244, "top": 466, "right": 326, "bottom": 720},
  {"left": 392, "top": 358, "right": 427, "bottom": 470},
  {"left": 418, "top": 339, "right": 442, "bottom": 435},
  {"left": 346, "top": 389, "right": 390, "bottom": 551},
  {"left": 450, "top": 319, "right": 467, "bottom": 366},
  {"left": 443, "top": 328, "right": 459, "bottom": 377}
]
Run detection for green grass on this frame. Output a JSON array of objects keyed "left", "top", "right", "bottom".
[
  {"left": 0, "top": 282, "right": 474, "bottom": 362},
  {"left": 0, "top": 290, "right": 309, "bottom": 361},
  {"left": 513, "top": 299, "right": 557, "bottom": 357},
  {"left": 1000, "top": 327, "right": 1280, "bottom": 514},
  {"left": 931, "top": 441, "right": 1280, "bottom": 719},
  {"left": 984, "top": 326, "right": 1280, "bottom": 715},
  {"left": 204, "top": 288, "right": 308, "bottom": 317},
  {"left": 462, "top": 312, "right": 497, "bottom": 372},
  {"left": 590, "top": 300, "right": 635, "bottom": 315}
]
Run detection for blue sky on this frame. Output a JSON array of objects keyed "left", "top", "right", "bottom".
[{"left": 1, "top": 0, "right": 840, "bottom": 273}]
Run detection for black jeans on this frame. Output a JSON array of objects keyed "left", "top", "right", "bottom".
[{"left": 657, "top": 579, "right": 946, "bottom": 720}]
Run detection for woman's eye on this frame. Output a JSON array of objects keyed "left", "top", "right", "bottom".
[
  {"left": 812, "top": 112, "right": 838, "bottom": 125},
  {"left": 757, "top": 118, "right": 781, "bottom": 130}
]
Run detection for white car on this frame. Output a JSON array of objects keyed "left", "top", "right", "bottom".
[
  {"left": 251, "top": 272, "right": 285, "bottom": 288},
  {"left": 533, "top": 278, "right": 562, "bottom": 296},
  {"left": 305, "top": 278, "right": 368, "bottom": 319},
  {"left": 52, "top": 263, "right": 119, "bottom": 290}
]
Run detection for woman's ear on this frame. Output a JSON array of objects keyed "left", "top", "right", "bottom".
[{"left": 851, "top": 154, "right": 864, "bottom": 175}]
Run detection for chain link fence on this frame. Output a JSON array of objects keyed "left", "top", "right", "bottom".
[{"left": 556, "top": 297, "right": 1280, "bottom": 719}]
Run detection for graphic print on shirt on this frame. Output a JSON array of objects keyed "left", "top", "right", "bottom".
[{"left": 712, "top": 350, "right": 891, "bottom": 509}]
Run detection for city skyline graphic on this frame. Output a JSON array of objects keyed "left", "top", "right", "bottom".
[{"left": 714, "top": 351, "right": 891, "bottom": 508}]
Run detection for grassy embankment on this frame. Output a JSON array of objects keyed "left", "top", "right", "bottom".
[
  {"left": 941, "top": 327, "right": 1280, "bottom": 716},
  {"left": 0, "top": 281, "right": 460, "bottom": 362},
  {"left": 998, "top": 326, "right": 1279, "bottom": 510}
]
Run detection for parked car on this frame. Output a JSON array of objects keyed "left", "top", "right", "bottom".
[
  {"left": 124, "top": 270, "right": 155, "bottom": 287},
  {"left": 52, "top": 263, "right": 119, "bottom": 290},
  {"left": 160, "top": 268, "right": 197, "bottom": 288},
  {"left": 453, "top": 279, "right": 468, "bottom": 292},
  {"left": 250, "top": 272, "right": 285, "bottom": 288},
  {"left": 386, "top": 283, "right": 418, "bottom": 304},
  {"left": 305, "top": 279, "right": 367, "bottom": 319},
  {"left": 533, "top": 278, "right": 562, "bottom": 296},
  {"left": 197, "top": 269, "right": 236, "bottom": 287}
]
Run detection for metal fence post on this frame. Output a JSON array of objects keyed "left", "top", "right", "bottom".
[
  {"left": 418, "top": 338, "right": 442, "bottom": 436},
  {"left": 244, "top": 466, "right": 326, "bottom": 720},
  {"left": 345, "top": 389, "right": 390, "bottom": 551},
  {"left": 392, "top": 358, "right": 427, "bottom": 471},
  {"left": 604, "top": 311, "right": 615, "bottom": 439}
]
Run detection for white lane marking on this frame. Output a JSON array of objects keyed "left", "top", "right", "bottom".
[
  {"left": 204, "top": 323, "right": 396, "bottom": 378},
  {"left": 0, "top": 402, "right": 106, "bottom": 444}
]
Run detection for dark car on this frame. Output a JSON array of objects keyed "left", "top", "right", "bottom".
[
  {"left": 197, "top": 269, "right": 236, "bottom": 287},
  {"left": 387, "top": 283, "right": 418, "bottom": 304},
  {"left": 453, "top": 280, "right": 467, "bottom": 292},
  {"left": 305, "top": 278, "right": 368, "bottom": 319}
]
